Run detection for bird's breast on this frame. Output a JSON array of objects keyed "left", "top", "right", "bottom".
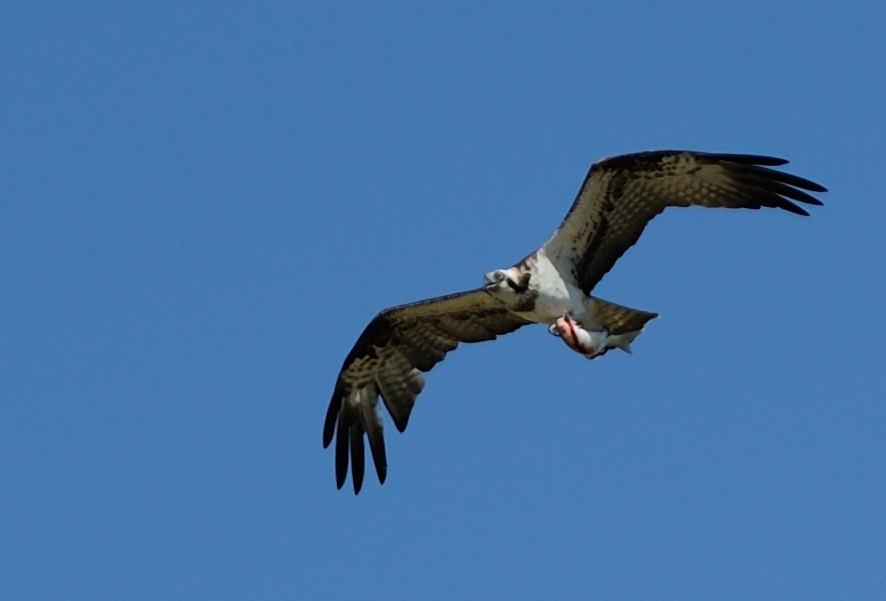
[{"left": 524, "top": 251, "right": 586, "bottom": 323}]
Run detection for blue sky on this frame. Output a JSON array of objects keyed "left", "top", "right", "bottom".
[{"left": 1, "top": 1, "right": 884, "bottom": 599}]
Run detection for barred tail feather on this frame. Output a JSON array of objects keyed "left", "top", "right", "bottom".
[{"left": 590, "top": 297, "right": 659, "bottom": 335}]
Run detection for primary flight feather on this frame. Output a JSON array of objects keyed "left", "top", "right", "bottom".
[{"left": 322, "top": 150, "right": 826, "bottom": 493}]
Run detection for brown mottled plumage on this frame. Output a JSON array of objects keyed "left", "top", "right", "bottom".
[
  {"left": 323, "top": 290, "right": 529, "bottom": 493},
  {"left": 545, "top": 151, "right": 825, "bottom": 293}
]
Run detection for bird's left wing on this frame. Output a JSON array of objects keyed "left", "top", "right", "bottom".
[
  {"left": 543, "top": 150, "right": 826, "bottom": 294},
  {"left": 323, "top": 288, "right": 530, "bottom": 493}
]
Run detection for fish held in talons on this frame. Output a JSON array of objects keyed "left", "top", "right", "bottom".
[{"left": 548, "top": 313, "right": 638, "bottom": 360}]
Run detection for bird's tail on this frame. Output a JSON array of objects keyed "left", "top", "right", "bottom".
[
  {"left": 606, "top": 329, "right": 642, "bottom": 354},
  {"left": 589, "top": 297, "right": 659, "bottom": 337}
]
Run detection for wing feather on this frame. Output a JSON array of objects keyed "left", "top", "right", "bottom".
[
  {"left": 543, "top": 150, "right": 827, "bottom": 293},
  {"left": 375, "top": 346, "right": 424, "bottom": 432},
  {"left": 349, "top": 423, "right": 365, "bottom": 493},
  {"left": 323, "top": 288, "right": 529, "bottom": 493},
  {"left": 360, "top": 395, "right": 387, "bottom": 488}
]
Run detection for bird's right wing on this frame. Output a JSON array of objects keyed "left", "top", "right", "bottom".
[{"left": 323, "top": 288, "right": 530, "bottom": 493}]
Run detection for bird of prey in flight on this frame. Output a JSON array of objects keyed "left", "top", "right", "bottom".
[{"left": 322, "top": 150, "right": 826, "bottom": 493}]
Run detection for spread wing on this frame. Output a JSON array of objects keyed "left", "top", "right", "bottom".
[
  {"left": 543, "top": 150, "right": 827, "bottom": 294},
  {"left": 322, "top": 288, "right": 530, "bottom": 494}
]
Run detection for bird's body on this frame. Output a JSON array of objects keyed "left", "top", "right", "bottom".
[
  {"left": 483, "top": 249, "right": 645, "bottom": 357},
  {"left": 322, "top": 150, "right": 826, "bottom": 493},
  {"left": 483, "top": 250, "right": 582, "bottom": 322}
]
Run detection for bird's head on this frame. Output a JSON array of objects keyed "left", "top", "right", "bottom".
[
  {"left": 483, "top": 269, "right": 509, "bottom": 288},
  {"left": 483, "top": 268, "right": 530, "bottom": 296}
]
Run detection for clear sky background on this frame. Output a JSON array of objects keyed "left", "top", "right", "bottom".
[{"left": 2, "top": 1, "right": 884, "bottom": 599}]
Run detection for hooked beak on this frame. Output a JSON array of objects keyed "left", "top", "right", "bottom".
[{"left": 484, "top": 270, "right": 506, "bottom": 290}]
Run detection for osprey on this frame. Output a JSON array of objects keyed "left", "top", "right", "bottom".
[{"left": 323, "top": 150, "right": 825, "bottom": 493}]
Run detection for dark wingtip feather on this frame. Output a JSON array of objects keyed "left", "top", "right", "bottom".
[
  {"left": 368, "top": 435, "right": 387, "bottom": 484},
  {"left": 761, "top": 178, "right": 825, "bottom": 207},
  {"left": 360, "top": 403, "right": 388, "bottom": 485},
  {"left": 334, "top": 414, "right": 349, "bottom": 490},
  {"left": 744, "top": 164, "right": 828, "bottom": 193},
  {"left": 799, "top": 180, "right": 827, "bottom": 193},
  {"left": 776, "top": 173, "right": 828, "bottom": 193},
  {"left": 323, "top": 386, "right": 342, "bottom": 448},
  {"left": 723, "top": 161, "right": 825, "bottom": 217},
  {"left": 716, "top": 153, "right": 789, "bottom": 167},
  {"left": 778, "top": 202, "right": 810, "bottom": 217},
  {"left": 350, "top": 428, "right": 365, "bottom": 495}
]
